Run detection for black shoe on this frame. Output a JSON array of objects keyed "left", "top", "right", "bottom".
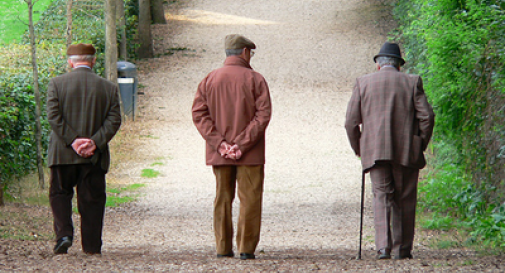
[
  {"left": 240, "top": 253, "right": 255, "bottom": 260},
  {"left": 53, "top": 236, "right": 72, "bottom": 255},
  {"left": 217, "top": 252, "right": 234, "bottom": 258},
  {"left": 394, "top": 252, "right": 413, "bottom": 260},
  {"left": 376, "top": 249, "right": 391, "bottom": 260}
]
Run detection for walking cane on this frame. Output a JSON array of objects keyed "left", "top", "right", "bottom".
[{"left": 357, "top": 170, "right": 365, "bottom": 260}]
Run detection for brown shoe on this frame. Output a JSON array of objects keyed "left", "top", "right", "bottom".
[{"left": 376, "top": 249, "right": 391, "bottom": 260}]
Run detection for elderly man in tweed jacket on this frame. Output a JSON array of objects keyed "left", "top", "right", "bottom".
[
  {"left": 192, "top": 34, "right": 272, "bottom": 260},
  {"left": 345, "top": 42, "right": 435, "bottom": 260},
  {"left": 46, "top": 43, "right": 121, "bottom": 255}
]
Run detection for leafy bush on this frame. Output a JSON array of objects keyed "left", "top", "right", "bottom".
[
  {"left": 394, "top": 0, "right": 505, "bottom": 249},
  {"left": 0, "top": 44, "right": 65, "bottom": 193},
  {"left": 0, "top": 0, "right": 140, "bottom": 197}
]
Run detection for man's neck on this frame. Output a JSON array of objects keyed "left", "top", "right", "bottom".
[{"left": 381, "top": 65, "right": 399, "bottom": 71}]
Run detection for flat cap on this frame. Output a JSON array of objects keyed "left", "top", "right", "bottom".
[
  {"left": 225, "top": 34, "right": 256, "bottom": 50},
  {"left": 67, "top": 43, "right": 96, "bottom": 55}
]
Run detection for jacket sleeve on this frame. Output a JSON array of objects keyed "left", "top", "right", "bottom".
[
  {"left": 192, "top": 77, "right": 225, "bottom": 151},
  {"left": 46, "top": 79, "right": 79, "bottom": 146},
  {"left": 232, "top": 77, "right": 272, "bottom": 154},
  {"left": 90, "top": 85, "right": 122, "bottom": 152},
  {"left": 345, "top": 79, "right": 362, "bottom": 156},
  {"left": 413, "top": 77, "right": 435, "bottom": 151}
]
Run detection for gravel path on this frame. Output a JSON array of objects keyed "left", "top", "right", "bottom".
[{"left": 1, "top": 0, "right": 504, "bottom": 271}]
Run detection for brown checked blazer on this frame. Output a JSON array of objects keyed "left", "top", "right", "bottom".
[
  {"left": 46, "top": 68, "right": 122, "bottom": 173},
  {"left": 345, "top": 67, "right": 435, "bottom": 171}
]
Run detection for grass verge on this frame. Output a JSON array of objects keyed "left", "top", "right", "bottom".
[{"left": 0, "top": 0, "right": 54, "bottom": 44}]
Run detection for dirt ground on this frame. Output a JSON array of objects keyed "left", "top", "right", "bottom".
[{"left": 1, "top": 0, "right": 504, "bottom": 271}]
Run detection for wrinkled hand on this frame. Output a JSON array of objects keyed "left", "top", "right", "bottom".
[
  {"left": 71, "top": 138, "right": 96, "bottom": 158},
  {"left": 218, "top": 142, "right": 242, "bottom": 160},
  {"left": 218, "top": 141, "right": 232, "bottom": 157},
  {"left": 227, "top": 144, "right": 242, "bottom": 160}
]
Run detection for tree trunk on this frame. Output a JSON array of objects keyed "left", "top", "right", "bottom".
[
  {"left": 116, "top": 0, "right": 127, "bottom": 61},
  {"left": 66, "top": 0, "right": 73, "bottom": 72},
  {"left": 138, "top": 0, "right": 153, "bottom": 58},
  {"left": 105, "top": 0, "right": 118, "bottom": 83},
  {"left": 151, "top": 0, "right": 166, "bottom": 24},
  {"left": 0, "top": 183, "right": 4, "bottom": 206},
  {"left": 26, "top": 0, "right": 45, "bottom": 190}
]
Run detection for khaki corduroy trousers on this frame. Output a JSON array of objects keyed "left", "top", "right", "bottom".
[{"left": 212, "top": 165, "right": 264, "bottom": 255}]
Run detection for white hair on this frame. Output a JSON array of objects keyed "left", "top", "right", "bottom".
[
  {"left": 376, "top": 56, "right": 401, "bottom": 68},
  {"left": 225, "top": 48, "right": 244, "bottom": 57},
  {"left": 68, "top": 55, "right": 95, "bottom": 63}
]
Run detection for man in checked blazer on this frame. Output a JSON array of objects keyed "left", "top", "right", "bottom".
[
  {"left": 345, "top": 42, "right": 435, "bottom": 260},
  {"left": 46, "top": 43, "right": 121, "bottom": 255}
]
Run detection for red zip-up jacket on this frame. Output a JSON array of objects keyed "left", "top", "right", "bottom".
[{"left": 192, "top": 56, "right": 272, "bottom": 165}]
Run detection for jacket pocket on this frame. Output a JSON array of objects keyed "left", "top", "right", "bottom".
[{"left": 410, "top": 135, "right": 426, "bottom": 169}]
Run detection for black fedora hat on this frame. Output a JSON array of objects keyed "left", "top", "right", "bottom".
[{"left": 373, "top": 42, "right": 405, "bottom": 66}]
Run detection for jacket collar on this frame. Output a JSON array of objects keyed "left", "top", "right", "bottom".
[
  {"left": 224, "top": 55, "right": 252, "bottom": 69},
  {"left": 72, "top": 67, "right": 93, "bottom": 73}
]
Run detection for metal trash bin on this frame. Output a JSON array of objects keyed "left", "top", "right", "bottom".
[{"left": 117, "top": 61, "right": 138, "bottom": 119}]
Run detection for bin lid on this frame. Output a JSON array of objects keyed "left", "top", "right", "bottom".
[{"left": 117, "top": 61, "right": 136, "bottom": 72}]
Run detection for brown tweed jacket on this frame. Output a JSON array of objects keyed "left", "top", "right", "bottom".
[
  {"left": 46, "top": 68, "right": 122, "bottom": 172},
  {"left": 345, "top": 67, "right": 435, "bottom": 170}
]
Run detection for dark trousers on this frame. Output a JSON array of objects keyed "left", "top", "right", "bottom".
[
  {"left": 369, "top": 161, "right": 419, "bottom": 256},
  {"left": 49, "top": 164, "right": 106, "bottom": 253}
]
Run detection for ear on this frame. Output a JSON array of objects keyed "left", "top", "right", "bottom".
[
  {"left": 376, "top": 63, "right": 381, "bottom": 71},
  {"left": 67, "top": 58, "right": 73, "bottom": 68}
]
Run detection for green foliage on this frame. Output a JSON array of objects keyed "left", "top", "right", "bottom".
[
  {"left": 0, "top": 0, "right": 54, "bottom": 44},
  {"left": 105, "top": 183, "right": 144, "bottom": 207},
  {"left": 422, "top": 215, "right": 455, "bottom": 231},
  {"left": 124, "top": 0, "right": 140, "bottom": 59},
  {"left": 0, "top": 0, "right": 141, "bottom": 194},
  {"left": 419, "top": 156, "right": 505, "bottom": 248},
  {"left": 105, "top": 195, "right": 135, "bottom": 207},
  {"left": 141, "top": 169, "right": 160, "bottom": 178},
  {"left": 394, "top": 0, "right": 505, "bottom": 250},
  {"left": 0, "top": 72, "right": 48, "bottom": 188},
  {"left": 0, "top": 44, "right": 65, "bottom": 191},
  {"left": 28, "top": 0, "right": 108, "bottom": 75}
]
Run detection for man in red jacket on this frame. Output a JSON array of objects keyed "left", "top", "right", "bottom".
[
  {"left": 192, "top": 34, "right": 272, "bottom": 260},
  {"left": 345, "top": 42, "right": 435, "bottom": 260}
]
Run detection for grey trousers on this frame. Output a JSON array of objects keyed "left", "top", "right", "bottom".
[{"left": 369, "top": 161, "right": 419, "bottom": 255}]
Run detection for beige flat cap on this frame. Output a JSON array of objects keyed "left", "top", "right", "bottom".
[
  {"left": 67, "top": 43, "right": 96, "bottom": 55},
  {"left": 225, "top": 34, "right": 256, "bottom": 50}
]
